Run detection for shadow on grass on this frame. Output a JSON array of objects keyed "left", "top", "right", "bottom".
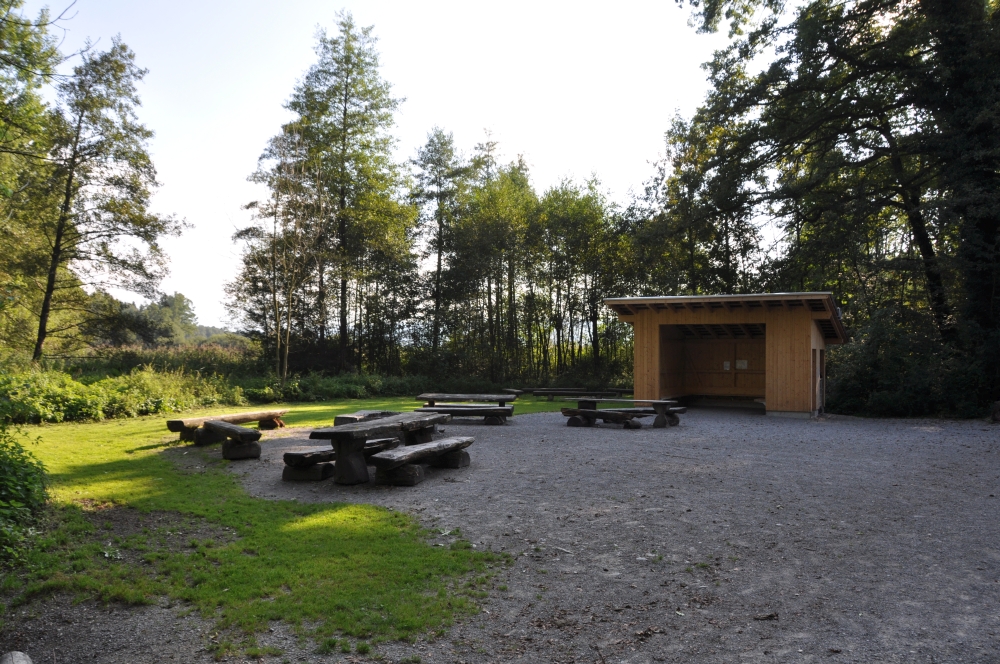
[{"left": 21, "top": 427, "right": 500, "bottom": 647}]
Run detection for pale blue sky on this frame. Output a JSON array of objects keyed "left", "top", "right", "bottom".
[{"left": 24, "top": 0, "right": 726, "bottom": 327}]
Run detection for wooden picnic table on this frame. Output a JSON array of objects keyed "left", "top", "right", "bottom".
[
  {"left": 416, "top": 393, "right": 516, "bottom": 425},
  {"left": 310, "top": 412, "right": 451, "bottom": 485},
  {"left": 417, "top": 393, "right": 516, "bottom": 406},
  {"left": 560, "top": 397, "right": 685, "bottom": 428}
]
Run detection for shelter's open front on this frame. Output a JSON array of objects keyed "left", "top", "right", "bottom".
[{"left": 605, "top": 293, "right": 846, "bottom": 417}]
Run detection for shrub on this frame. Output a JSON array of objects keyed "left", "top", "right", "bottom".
[
  {"left": 0, "top": 424, "right": 47, "bottom": 564},
  {"left": 827, "top": 306, "right": 987, "bottom": 417},
  {"left": 0, "top": 367, "right": 247, "bottom": 424}
]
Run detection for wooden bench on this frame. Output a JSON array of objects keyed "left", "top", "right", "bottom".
[
  {"left": 166, "top": 409, "right": 289, "bottom": 443},
  {"left": 416, "top": 393, "right": 516, "bottom": 425},
  {"left": 369, "top": 436, "right": 474, "bottom": 486},
  {"left": 202, "top": 420, "right": 263, "bottom": 460},
  {"left": 310, "top": 412, "right": 451, "bottom": 485},
  {"left": 281, "top": 438, "right": 398, "bottom": 481},
  {"left": 560, "top": 398, "right": 686, "bottom": 428}
]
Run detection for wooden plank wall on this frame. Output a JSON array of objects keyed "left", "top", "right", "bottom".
[
  {"left": 633, "top": 314, "right": 660, "bottom": 400},
  {"left": 678, "top": 338, "right": 765, "bottom": 397},
  {"left": 764, "top": 309, "right": 813, "bottom": 413},
  {"left": 659, "top": 326, "right": 685, "bottom": 399}
]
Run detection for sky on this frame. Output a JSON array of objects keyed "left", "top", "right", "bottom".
[{"left": 23, "top": 0, "right": 728, "bottom": 328}]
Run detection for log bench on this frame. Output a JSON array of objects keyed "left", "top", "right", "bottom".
[
  {"left": 166, "top": 409, "right": 288, "bottom": 443},
  {"left": 560, "top": 398, "right": 685, "bottom": 428},
  {"left": 202, "top": 420, "right": 263, "bottom": 460},
  {"left": 416, "top": 393, "right": 517, "bottom": 425},
  {"left": 309, "top": 412, "right": 451, "bottom": 485},
  {"left": 281, "top": 438, "right": 398, "bottom": 481},
  {"left": 369, "top": 436, "right": 474, "bottom": 486}
]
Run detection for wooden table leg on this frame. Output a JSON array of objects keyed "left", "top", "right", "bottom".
[
  {"left": 333, "top": 439, "right": 370, "bottom": 484},
  {"left": 404, "top": 425, "right": 436, "bottom": 445}
]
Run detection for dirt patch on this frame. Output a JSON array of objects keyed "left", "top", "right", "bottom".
[{"left": 4, "top": 409, "right": 1000, "bottom": 663}]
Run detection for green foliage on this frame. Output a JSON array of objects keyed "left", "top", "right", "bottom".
[
  {"left": 239, "top": 372, "right": 503, "bottom": 403},
  {"left": 827, "top": 308, "right": 987, "bottom": 418},
  {"left": 59, "top": 339, "right": 265, "bottom": 378},
  {"left": 0, "top": 367, "right": 246, "bottom": 424},
  {"left": 0, "top": 423, "right": 47, "bottom": 564}
]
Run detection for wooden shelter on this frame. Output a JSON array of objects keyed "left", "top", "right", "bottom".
[{"left": 604, "top": 292, "right": 847, "bottom": 417}]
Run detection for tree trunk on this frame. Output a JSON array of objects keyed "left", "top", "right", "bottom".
[
  {"left": 33, "top": 115, "right": 84, "bottom": 362},
  {"left": 881, "top": 119, "right": 954, "bottom": 338}
]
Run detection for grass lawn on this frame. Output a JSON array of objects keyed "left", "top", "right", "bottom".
[{"left": 2, "top": 396, "right": 560, "bottom": 656}]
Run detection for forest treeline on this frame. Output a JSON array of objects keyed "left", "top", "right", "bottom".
[{"left": 1, "top": 1, "right": 998, "bottom": 417}]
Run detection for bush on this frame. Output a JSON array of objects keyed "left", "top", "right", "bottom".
[
  {"left": 0, "top": 424, "right": 47, "bottom": 564},
  {"left": 56, "top": 339, "right": 265, "bottom": 379},
  {"left": 0, "top": 367, "right": 247, "bottom": 423},
  {"left": 827, "top": 306, "right": 987, "bottom": 418}
]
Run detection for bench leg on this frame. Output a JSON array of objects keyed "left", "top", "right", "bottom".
[
  {"left": 282, "top": 462, "right": 335, "bottom": 482},
  {"left": 375, "top": 464, "right": 425, "bottom": 486},
  {"left": 430, "top": 449, "right": 470, "bottom": 469},
  {"left": 623, "top": 419, "right": 642, "bottom": 430},
  {"left": 333, "top": 440, "right": 370, "bottom": 484},
  {"left": 567, "top": 415, "right": 585, "bottom": 427},
  {"left": 222, "top": 439, "right": 261, "bottom": 460},
  {"left": 652, "top": 414, "right": 668, "bottom": 428},
  {"left": 666, "top": 413, "right": 681, "bottom": 426},
  {"left": 483, "top": 415, "right": 504, "bottom": 425},
  {"left": 193, "top": 427, "right": 226, "bottom": 446}
]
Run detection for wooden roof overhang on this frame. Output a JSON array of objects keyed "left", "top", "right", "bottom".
[{"left": 603, "top": 292, "right": 847, "bottom": 344}]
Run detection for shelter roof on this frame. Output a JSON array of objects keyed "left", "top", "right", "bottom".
[{"left": 603, "top": 292, "right": 847, "bottom": 343}]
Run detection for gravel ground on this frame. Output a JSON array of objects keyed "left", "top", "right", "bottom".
[{"left": 3, "top": 408, "right": 999, "bottom": 663}]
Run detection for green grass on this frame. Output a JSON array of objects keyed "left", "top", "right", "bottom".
[{"left": 2, "top": 396, "right": 562, "bottom": 649}]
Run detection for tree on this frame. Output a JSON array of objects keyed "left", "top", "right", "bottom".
[
  {"left": 665, "top": 0, "right": 1000, "bottom": 408},
  {"left": 232, "top": 123, "right": 322, "bottom": 385},
  {"left": 286, "top": 12, "right": 403, "bottom": 369},
  {"left": 411, "top": 127, "right": 469, "bottom": 352},
  {"left": 31, "top": 38, "right": 181, "bottom": 361}
]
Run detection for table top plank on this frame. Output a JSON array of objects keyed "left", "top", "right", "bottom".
[
  {"left": 310, "top": 411, "right": 450, "bottom": 440},
  {"left": 417, "top": 393, "right": 516, "bottom": 402}
]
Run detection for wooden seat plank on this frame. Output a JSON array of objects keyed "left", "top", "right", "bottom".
[
  {"left": 166, "top": 409, "right": 288, "bottom": 432},
  {"left": 282, "top": 438, "right": 399, "bottom": 468},
  {"left": 369, "top": 437, "right": 474, "bottom": 470},
  {"left": 204, "top": 420, "right": 262, "bottom": 443},
  {"left": 415, "top": 406, "right": 512, "bottom": 415}
]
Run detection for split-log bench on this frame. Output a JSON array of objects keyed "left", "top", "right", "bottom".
[
  {"left": 369, "top": 436, "right": 475, "bottom": 486},
  {"left": 166, "top": 409, "right": 288, "bottom": 443},
  {"left": 281, "top": 438, "right": 398, "bottom": 481},
  {"left": 309, "top": 411, "right": 451, "bottom": 485},
  {"left": 201, "top": 420, "right": 263, "bottom": 460},
  {"left": 560, "top": 398, "right": 686, "bottom": 428},
  {"left": 415, "top": 393, "right": 516, "bottom": 425}
]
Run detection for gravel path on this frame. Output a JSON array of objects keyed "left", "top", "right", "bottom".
[{"left": 4, "top": 409, "right": 999, "bottom": 663}]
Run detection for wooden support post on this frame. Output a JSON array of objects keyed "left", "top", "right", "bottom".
[{"left": 332, "top": 439, "right": 370, "bottom": 485}]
